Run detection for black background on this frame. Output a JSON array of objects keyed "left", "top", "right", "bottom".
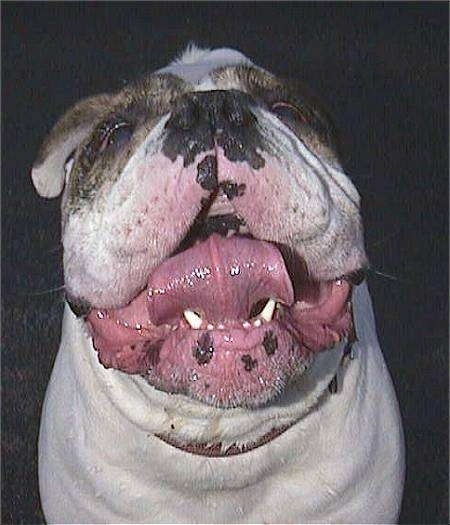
[{"left": 2, "top": 3, "right": 448, "bottom": 524}]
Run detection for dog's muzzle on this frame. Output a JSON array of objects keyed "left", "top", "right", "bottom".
[{"left": 59, "top": 87, "right": 365, "bottom": 409}]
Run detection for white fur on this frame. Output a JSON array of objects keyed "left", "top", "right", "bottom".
[
  {"left": 39, "top": 283, "right": 404, "bottom": 523},
  {"left": 172, "top": 43, "right": 213, "bottom": 65},
  {"left": 157, "top": 44, "right": 253, "bottom": 84}
]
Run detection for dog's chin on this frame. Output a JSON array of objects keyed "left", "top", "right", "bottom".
[{"left": 67, "top": 206, "right": 362, "bottom": 411}]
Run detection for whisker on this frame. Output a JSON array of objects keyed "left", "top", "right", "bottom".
[
  {"left": 367, "top": 266, "right": 446, "bottom": 297},
  {"left": 367, "top": 227, "right": 402, "bottom": 249},
  {"left": 367, "top": 268, "right": 399, "bottom": 282},
  {"left": 27, "top": 284, "right": 66, "bottom": 297}
]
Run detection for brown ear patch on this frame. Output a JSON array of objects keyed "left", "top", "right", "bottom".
[{"left": 31, "top": 93, "right": 114, "bottom": 198}]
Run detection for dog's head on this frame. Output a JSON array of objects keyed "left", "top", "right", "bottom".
[{"left": 32, "top": 46, "right": 367, "bottom": 415}]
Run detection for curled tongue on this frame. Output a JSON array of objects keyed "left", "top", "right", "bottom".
[{"left": 147, "top": 233, "right": 294, "bottom": 325}]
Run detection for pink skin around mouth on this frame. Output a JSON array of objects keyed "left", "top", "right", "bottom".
[{"left": 87, "top": 234, "right": 352, "bottom": 408}]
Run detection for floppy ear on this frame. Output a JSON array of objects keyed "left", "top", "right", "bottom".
[{"left": 31, "top": 93, "right": 114, "bottom": 198}]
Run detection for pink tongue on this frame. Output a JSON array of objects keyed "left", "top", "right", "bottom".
[{"left": 147, "top": 233, "right": 294, "bottom": 325}]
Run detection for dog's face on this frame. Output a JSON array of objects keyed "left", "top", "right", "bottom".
[{"left": 32, "top": 48, "right": 367, "bottom": 411}]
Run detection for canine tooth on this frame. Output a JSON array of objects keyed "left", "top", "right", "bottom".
[
  {"left": 259, "top": 298, "right": 276, "bottom": 322},
  {"left": 135, "top": 323, "right": 142, "bottom": 330},
  {"left": 336, "top": 279, "right": 343, "bottom": 286},
  {"left": 253, "top": 319, "right": 262, "bottom": 328},
  {"left": 242, "top": 321, "right": 251, "bottom": 329},
  {"left": 183, "top": 310, "right": 203, "bottom": 329}
]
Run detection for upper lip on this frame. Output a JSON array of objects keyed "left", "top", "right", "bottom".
[{"left": 66, "top": 210, "right": 366, "bottom": 319}]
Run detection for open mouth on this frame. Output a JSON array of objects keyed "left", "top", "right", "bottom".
[{"left": 84, "top": 191, "right": 362, "bottom": 409}]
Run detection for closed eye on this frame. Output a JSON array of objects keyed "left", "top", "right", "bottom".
[
  {"left": 271, "top": 101, "right": 306, "bottom": 124},
  {"left": 99, "top": 120, "right": 133, "bottom": 153}
]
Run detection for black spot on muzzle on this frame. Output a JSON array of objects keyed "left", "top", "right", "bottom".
[
  {"left": 241, "top": 354, "right": 258, "bottom": 372},
  {"left": 196, "top": 155, "right": 218, "bottom": 190}
]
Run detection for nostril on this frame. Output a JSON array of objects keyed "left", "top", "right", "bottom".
[{"left": 169, "top": 99, "right": 199, "bottom": 131}]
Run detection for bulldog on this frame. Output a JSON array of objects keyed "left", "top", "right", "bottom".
[{"left": 33, "top": 46, "right": 404, "bottom": 523}]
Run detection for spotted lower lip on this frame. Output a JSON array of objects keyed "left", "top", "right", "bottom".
[{"left": 85, "top": 277, "right": 354, "bottom": 408}]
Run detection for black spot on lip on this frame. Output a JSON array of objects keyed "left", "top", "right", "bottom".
[
  {"left": 173, "top": 213, "right": 245, "bottom": 254},
  {"left": 262, "top": 330, "right": 278, "bottom": 356},
  {"left": 241, "top": 354, "right": 258, "bottom": 372},
  {"left": 193, "top": 333, "right": 215, "bottom": 365},
  {"left": 220, "top": 181, "right": 246, "bottom": 200},
  {"left": 199, "top": 213, "right": 244, "bottom": 237},
  {"left": 196, "top": 155, "right": 218, "bottom": 191}
]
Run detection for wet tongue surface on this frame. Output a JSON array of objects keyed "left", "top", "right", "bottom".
[{"left": 147, "top": 233, "right": 294, "bottom": 325}]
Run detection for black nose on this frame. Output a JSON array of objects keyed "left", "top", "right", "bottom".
[
  {"left": 167, "top": 90, "right": 255, "bottom": 134},
  {"left": 163, "top": 89, "right": 264, "bottom": 170}
]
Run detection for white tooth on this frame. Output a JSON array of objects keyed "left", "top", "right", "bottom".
[
  {"left": 217, "top": 323, "right": 225, "bottom": 330},
  {"left": 242, "top": 321, "right": 251, "bottom": 329},
  {"left": 260, "top": 298, "right": 276, "bottom": 323},
  {"left": 253, "top": 319, "right": 262, "bottom": 327},
  {"left": 183, "top": 310, "right": 203, "bottom": 329},
  {"left": 207, "top": 323, "right": 214, "bottom": 330}
]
